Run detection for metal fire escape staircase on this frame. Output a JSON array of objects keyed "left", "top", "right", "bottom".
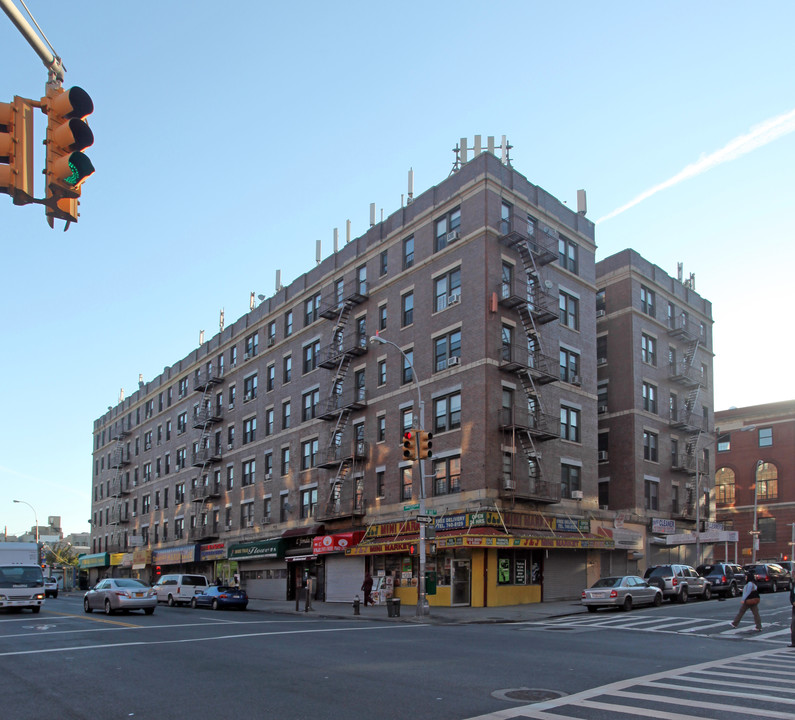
[
  {"left": 108, "top": 423, "right": 131, "bottom": 536},
  {"left": 497, "top": 221, "right": 560, "bottom": 503},
  {"left": 317, "top": 284, "right": 368, "bottom": 521}
]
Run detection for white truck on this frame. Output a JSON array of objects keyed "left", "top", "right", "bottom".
[{"left": 0, "top": 542, "right": 45, "bottom": 613}]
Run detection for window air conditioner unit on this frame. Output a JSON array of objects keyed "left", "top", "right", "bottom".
[
  {"left": 598, "top": 404, "right": 608, "bottom": 414},
  {"left": 446, "top": 230, "right": 460, "bottom": 243},
  {"left": 224, "top": 524, "right": 232, "bottom": 531},
  {"left": 262, "top": 516, "right": 271, "bottom": 524},
  {"left": 599, "top": 504, "right": 609, "bottom": 510},
  {"left": 228, "top": 402, "right": 235, "bottom": 410},
  {"left": 268, "top": 337, "right": 275, "bottom": 347},
  {"left": 244, "top": 352, "right": 251, "bottom": 361},
  {"left": 244, "top": 392, "right": 253, "bottom": 402},
  {"left": 447, "top": 356, "right": 461, "bottom": 367},
  {"left": 571, "top": 490, "right": 584, "bottom": 500},
  {"left": 246, "top": 519, "right": 255, "bottom": 528},
  {"left": 570, "top": 374, "right": 581, "bottom": 386},
  {"left": 227, "top": 442, "right": 234, "bottom": 449},
  {"left": 154, "top": 505, "right": 160, "bottom": 511},
  {"left": 598, "top": 451, "right": 608, "bottom": 462},
  {"left": 597, "top": 357, "right": 607, "bottom": 366},
  {"left": 265, "top": 473, "right": 272, "bottom": 481},
  {"left": 447, "top": 293, "right": 461, "bottom": 305},
  {"left": 596, "top": 310, "right": 606, "bottom": 318},
  {"left": 503, "top": 478, "right": 516, "bottom": 490},
  {"left": 132, "top": 512, "right": 137, "bottom": 517}
]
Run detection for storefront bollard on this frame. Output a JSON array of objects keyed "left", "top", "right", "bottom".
[{"left": 353, "top": 595, "right": 360, "bottom": 615}]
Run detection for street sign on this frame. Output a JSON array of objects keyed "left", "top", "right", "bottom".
[
  {"left": 416, "top": 515, "right": 435, "bottom": 524},
  {"left": 425, "top": 509, "right": 438, "bottom": 516},
  {"left": 403, "top": 503, "right": 419, "bottom": 511}
]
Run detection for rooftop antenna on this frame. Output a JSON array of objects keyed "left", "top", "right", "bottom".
[
  {"left": 450, "top": 141, "right": 462, "bottom": 175},
  {"left": 577, "top": 189, "right": 587, "bottom": 216},
  {"left": 407, "top": 168, "right": 414, "bottom": 204},
  {"left": 249, "top": 292, "right": 255, "bottom": 311},
  {"left": 677, "top": 262, "right": 684, "bottom": 283},
  {"left": 346, "top": 219, "right": 351, "bottom": 243},
  {"left": 333, "top": 228, "right": 339, "bottom": 253},
  {"left": 199, "top": 330, "right": 205, "bottom": 345},
  {"left": 276, "top": 269, "right": 282, "bottom": 292},
  {"left": 219, "top": 308, "right": 225, "bottom": 332},
  {"left": 138, "top": 373, "right": 144, "bottom": 389},
  {"left": 316, "top": 239, "right": 321, "bottom": 264},
  {"left": 487, "top": 136, "right": 496, "bottom": 154},
  {"left": 369, "top": 202, "right": 376, "bottom": 227}
]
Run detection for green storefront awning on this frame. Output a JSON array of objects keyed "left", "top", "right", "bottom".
[
  {"left": 228, "top": 538, "right": 286, "bottom": 561},
  {"left": 78, "top": 553, "right": 110, "bottom": 569}
]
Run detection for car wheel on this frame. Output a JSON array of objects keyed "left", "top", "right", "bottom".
[
  {"left": 32, "top": 606, "right": 40, "bottom": 614},
  {"left": 212, "top": 599, "right": 220, "bottom": 611},
  {"left": 622, "top": 596, "right": 632, "bottom": 612},
  {"left": 702, "top": 585, "right": 711, "bottom": 601},
  {"left": 587, "top": 606, "right": 598, "bottom": 613},
  {"left": 53, "top": 591, "right": 58, "bottom": 599},
  {"left": 144, "top": 607, "right": 155, "bottom": 615},
  {"left": 190, "top": 598, "right": 197, "bottom": 609},
  {"left": 84, "top": 597, "right": 92, "bottom": 613},
  {"left": 771, "top": 582, "right": 778, "bottom": 593},
  {"left": 167, "top": 595, "right": 176, "bottom": 607},
  {"left": 104, "top": 599, "right": 114, "bottom": 615},
  {"left": 679, "top": 587, "right": 689, "bottom": 604},
  {"left": 653, "top": 592, "right": 662, "bottom": 607},
  {"left": 727, "top": 583, "right": 738, "bottom": 598}
]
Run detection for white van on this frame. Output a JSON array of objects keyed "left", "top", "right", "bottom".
[{"left": 153, "top": 574, "right": 209, "bottom": 606}]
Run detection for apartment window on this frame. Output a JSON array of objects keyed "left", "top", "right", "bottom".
[
  {"left": 263, "top": 497, "right": 272, "bottom": 523},
  {"left": 641, "top": 333, "right": 657, "bottom": 366},
  {"left": 377, "top": 249, "right": 388, "bottom": 277},
  {"left": 142, "top": 494, "right": 151, "bottom": 514},
  {"left": 759, "top": 517, "right": 776, "bottom": 543},
  {"left": 178, "top": 377, "right": 189, "bottom": 398},
  {"left": 280, "top": 495, "right": 290, "bottom": 523},
  {"left": 300, "top": 488, "right": 318, "bottom": 519},
  {"left": 559, "top": 348, "right": 580, "bottom": 384},
  {"left": 561, "top": 464, "right": 581, "bottom": 499},
  {"left": 241, "top": 502, "right": 254, "bottom": 528},
  {"left": 642, "top": 382, "right": 658, "bottom": 414},
  {"left": 643, "top": 431, "right": 659, "bottom": 462},
  {"left": 403, "top": 236, "right": 414, "bottom": 269},
  {"left": 596, "top": 335, "right": 607, "bottom": 365},
  {"left": 433, "top": 392, "right": 461, "bottom": 433},
  {"left": 378, "top": 304, "right": 387, "bottom": 331},
  {"left": 174, "top": 518, "right": 183, "bottom": 540},
  {"left": 645, "top": 478, "right": 659, "bottom": 510},
  {"left": 227, "top": 385, "right": 236, "bottom": 409},
  {"left": 267, "top": 321, "right": 276, "bottom": 347},
  {"left": 596, "top": 288, "right": 606, "bottom": 315},
  {"left": 282, "top": 355, "right": 292, "bottom": 384},
  {"left": 757, "top": 462, "right": 778, "bottom": 500},
  {"left": 304, "top": 293, "right": 321, "bottom": 326},
  {"left": 301, "top": 439, "right": 318, "bottom": 470},
  {"left": 303, "top": 340, "right": 320, "bottom": 374},
  {"left": 164, "top": 453, "right": 171, "bottom": 475},
  {"left": 175, "top": 482, "right": 184, "bottom": 504},
  {"left": 640, "top": 285, "right": 656, "bottom": 317},
  {"left": 558, "top": 236, "right": 578, "bottom": 274},
  {"left": 302, "top": 389, "right": 319, "bottom": 421},
  {"left": 377, "top": 415, "right": 386, "bottom": 442},
  {"left": 284, "top": 310, "right": 293, "bottom": 337},
  {"left": 282, "top": 401, "right": 291, "bottom": 430},
  {"left": 559, "top": 405, "right": 581, "bottom": 443},
  {"left": 401, "top": 291, "right": 414, "bottom": 327},
  {"left": 357, "top": 264, "right": 367, "bottom": 295},
  {"left": 559, "top": 291, "right": 579, "bottom": 330},
  {"left": 225, "top": 463, "right": 234, "bottom": 490},
  {"left": 400, "top": 408, "right": 413, "bottom": 438},
  {"left": 435, "top": 207, "right": 461, "bottom": 252},
  {"left": 245, "top": 332, "right": 259, "bottom": 359},
  {"left": 243, "top": 417, "right": 256, "bottom": 444},
  {"left": 434, "top": 330, "right": 461, "bottom": 372},
  {"left": 242, "top": 459, "right": 255, "bottom": 486},
  {"left": 264, "top": 407, "right": 274, "bottom": 436},
  {"left": 280, "top": 447, "right": 290, "bottom": 476},
  {"left": 434, "top": 267, "right": 462, "bottom": 312},
  {"left": 176, "top": 412, "right": 187, "bottom": 436},
  {"left": 402, "top": 349, "right": 414, "bottom": 385},
  {"left": 334, "top": 278, "right": 344, "bottom": 307},
  {"left": 433, "top": 456, "right": 461, "bottom": 495},
  {"left": 758, "top": 427, "right": 773, "bottom": 447},
  {"left": 176, "top": 448, "right": 186, "bottom": 470},
  {"left": 230, "top": 346, "right": 237, "bottom": 367},
  {"left": 227, "top": 425, "right": 235, "bottom": 449},
  {"left": 243, "top": 374, "right": 257, "bottom": 402},
  {"left": 376, "top": 470, "right": 385, "bottom": 498},
  {"left": 717, "top": 433, "right": 731, "bottom": 452},
  {"left": 500, "top": 201, "right": 512, "bottom": 234},
  {"left": 715, "top": 467, "right": 735, "bottom": 504},
  {"left": 264, "top": 451, "right": 273, "bottom": 478},
  {"left": 401, "top": 466, "right": 413, "bottom": 501},
  {"left": 377, "top": 359, "right": 387, "bottom": 386}
]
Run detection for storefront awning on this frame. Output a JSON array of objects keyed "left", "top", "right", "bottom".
[
  {"left": 281, "top": 524, "right": 324, "bottom": 539},
  {"left": 228, "top": 538, "right": 286, "bottom": 561},
  {"left": 152, "top": 544, "right": 198, "bottom": 566},
  {"left": 78, "top": 553, "right": 109, "bottom": 569},
  {"left": 312, "top": 531, "right": 365, "bottom": 555}
]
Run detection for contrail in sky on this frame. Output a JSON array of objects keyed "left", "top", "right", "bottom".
[{"left": 596, "top": 107, "right": 795, "bottom": 224}]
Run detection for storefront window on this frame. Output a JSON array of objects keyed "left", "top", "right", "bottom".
[{"left": 497, "top": 549, "right": 542, "bottom": 585}]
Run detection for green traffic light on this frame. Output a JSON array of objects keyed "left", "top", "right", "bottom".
[{"left": 62, "top": 152, "right": 95, "bottom": 186}]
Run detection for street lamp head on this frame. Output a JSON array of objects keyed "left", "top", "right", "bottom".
[{"left": 369, "top": 335, "right": 386, "bottom": 346}]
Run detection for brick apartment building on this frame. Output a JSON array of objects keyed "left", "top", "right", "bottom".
[
  {"left": 713, "top": 400, "right": 795, "bottom": 564},
  {"left": 86, "top": 144, "right": 715, "bottom": 605}
]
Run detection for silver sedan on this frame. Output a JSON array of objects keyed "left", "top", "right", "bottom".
[
  {"left": 581, "top": 575, "right": 662, "bottom": 612},
  {"left": 83, "top": 578, "right": 156, "bottom": 615}
]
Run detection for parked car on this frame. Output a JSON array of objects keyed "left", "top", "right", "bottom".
[
  {"left": 643, "top": 564, "right": 711, "bottom": 602},
  {"left": 83, "top": 578, "right": 156, "bottom": 615},
  {"left": 696, "top": 563, "right": 746, "bottom": 598},
  {"left": 774, "top": 560, "right": 795, "bottom": 576},
  {"left": 190, "top": 585, "right": 248, "bottom": 611},
  {"left": 44, "top": 577, "right": 58, "bottom": 599},
  {"left": 153, "top": 574, "right": 209, "bottom": 606},
  {"left": 742, "top": 563, "right": 792, "bottom": 592},
  {"left": 581, "top": 575, "right": 662, "bottom": 612}
]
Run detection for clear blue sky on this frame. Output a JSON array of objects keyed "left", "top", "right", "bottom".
[{"left": 2, "top": 1, "right": 793, "bottom": 538}]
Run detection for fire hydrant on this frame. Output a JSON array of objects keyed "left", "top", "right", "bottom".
[{"left": 353, "top": 595, "right": 361, "bottom": 615}]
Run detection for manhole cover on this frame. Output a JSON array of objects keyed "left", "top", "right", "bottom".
[{"left": 493, "top": 688, "right": 564, "bottom": 703}]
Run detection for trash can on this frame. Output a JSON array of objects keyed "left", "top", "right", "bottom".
[{"left": 386, "top": 598, "right": 401, "bottom": 617}]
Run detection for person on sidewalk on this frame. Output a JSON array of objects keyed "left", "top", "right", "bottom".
[
  {"left": 361, "top": 572, "right": 374, "bottom": 606},
  {"left": 730, "top": 572, "right": 762, "bottom": 631},
  {"left": 789, "top": 582, "right": 795, "bottom": 648}
]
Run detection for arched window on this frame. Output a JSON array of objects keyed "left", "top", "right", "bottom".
[
  {"left": 715, "top": 467, "right": 735, "bottom": 504},
  {"left": 756, "top": 462, "right": 778, "bottom": 500}
]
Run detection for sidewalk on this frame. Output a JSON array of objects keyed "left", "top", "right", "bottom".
[{"left": 244, "top": 597, "right": 587, "bottom": 625}]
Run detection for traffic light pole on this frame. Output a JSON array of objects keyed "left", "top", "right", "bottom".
[
  {"left": 371, "top": 335, "right": 429, "bottom": 617},
  {"left": 0, "top": 0, "right": 65, "bottom": 84}
]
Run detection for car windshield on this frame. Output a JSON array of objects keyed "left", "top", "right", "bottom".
[
  {"left": 114, "top": 579, "right": 148, "bottom": 589},
  {"left": 591, "top": 577, "right": 621, "bottom": 588},
  {"left": 0, "top": 566, "right": 43, "bottom": 588}
]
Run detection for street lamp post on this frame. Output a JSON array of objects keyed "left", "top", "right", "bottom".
[
  {"left": 13, "top": 499, "right": 39, "bottom": 544},
  {"left": 751, "top": 460, "right": 763, "bottom": 563},
  {"left": 370, "top": 335, "right": 429, "bottom": 617}
]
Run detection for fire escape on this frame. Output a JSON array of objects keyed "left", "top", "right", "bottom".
[
  {"left": 316, "top": 279, "right": 369, "bottom": 521},
  {"left": 189, "top": 362, "right": 224, "bottom": 540},
  {"left": 497, "top": 218, "right": 561, "bottom": 503},
  {"left": 107, "top": 422, "right": 131, "bottom": 552},
  {"left": 668, "top": 313, "right": 707, "bottom": 518}
]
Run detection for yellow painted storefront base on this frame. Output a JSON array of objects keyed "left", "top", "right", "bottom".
[{"left": 391, "top": 549, "right": 542, "bottom": 608}]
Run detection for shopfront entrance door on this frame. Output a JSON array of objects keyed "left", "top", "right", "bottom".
[{"left": 451, "top": 559, "right": 471, "bottom": 606}]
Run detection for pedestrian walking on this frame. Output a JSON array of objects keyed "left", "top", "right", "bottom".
[
  {"left": 730, "top": 572, "right": 762, "bottom": 631},
  {"left": 789, "top": 582, "right": 795, "bottom": 648},
  {"left": 361, "top": 571, "right": 374, "bottom": 606}
]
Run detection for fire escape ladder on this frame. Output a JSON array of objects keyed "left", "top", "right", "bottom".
[{"left": 324, "top": 461, "right": 353, "bottom": 517}]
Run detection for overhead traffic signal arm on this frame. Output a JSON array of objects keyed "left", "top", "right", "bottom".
[{"left": 0, "top": 96, "right": 35, "bottom": 204}]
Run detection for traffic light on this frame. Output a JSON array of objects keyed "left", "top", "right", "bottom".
[
  {"left": 0, "top": 97, "right": 34, "bottom": 204},
  {"left": 418, "top": 430, "right": 433, "bottom": 459},
  {"left": 44, "top": 85, "right": 95, "bottom": 225},
  {"left": 402, "top": 430, "right": 417, "bottom": 461}
]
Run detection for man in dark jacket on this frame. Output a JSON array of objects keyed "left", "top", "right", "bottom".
[{"left": 361, "top": 572, "right": 374, "bottom": 606}]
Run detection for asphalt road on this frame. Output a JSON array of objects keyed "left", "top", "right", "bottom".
[{"left": 1, "top": 594, "right": 791, "bottom": 720}]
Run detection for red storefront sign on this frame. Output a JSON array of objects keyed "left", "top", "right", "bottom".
[{"left": 312, "top": 531, "right": 364, "bottom": 555}]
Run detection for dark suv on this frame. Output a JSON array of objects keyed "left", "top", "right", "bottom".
[
  {"left": 696, "top": 563, "right": 746, "bottom": 598},
  {"left": 643, "top": 564, "right": 711, "bottom": 602},
  {"left": 743, "top": 563, "right": 792, "bottom": 592}
]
